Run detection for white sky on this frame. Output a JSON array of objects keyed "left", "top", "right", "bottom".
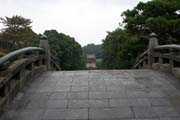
[{"left": 0, "top": 0, "right": 150, "bottom": 46}]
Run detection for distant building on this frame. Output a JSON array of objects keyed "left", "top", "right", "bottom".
[{"left": 86, "top": 54, "right": 96, "bottom": 69}]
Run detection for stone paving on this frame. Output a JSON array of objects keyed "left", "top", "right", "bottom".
[{"left": 1, "top": 70, "right": 180, "bottom": 120}]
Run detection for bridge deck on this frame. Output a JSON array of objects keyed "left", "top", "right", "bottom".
[{"left": 1, "top": 70, "right": 180, "bottom": 120}]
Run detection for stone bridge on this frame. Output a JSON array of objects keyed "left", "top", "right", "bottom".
[{"left": 1, "top": 34, "right": 180, "bottom": 120}]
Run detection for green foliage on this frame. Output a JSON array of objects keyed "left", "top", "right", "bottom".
[
  {"left": 122, "top": 0, "right": 180, "bottom": 44},
  {"left": 96, "top": 59, "right": 103, "bottom": 69},
  {"left": 102, "top": 0, "right": 180, "bottom": 69},
  {"left": 0, "top": 15, "right": 85, "bottom": 70},
  {"left": 82, "top": 44, "right": 102, "bottom": 59},
  {"left": 102, "top": 29, "right": 147, "bottom": 69},
  {"left": 44, "top": 30, "right": 85, "bottom": 70},
  {"left": 0, "top": 15, "right": 39, "bottom": 50}
]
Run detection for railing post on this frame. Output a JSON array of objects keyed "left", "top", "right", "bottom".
[
  {"left": 148, "top": 33, "right": 159, "bottom": 69},
  {"left": 39, "top": 35, "right": 51, "bottom": 70},
  {"left": 143, "top": 57, "right": 146, "bottom": 68},
  {"left": 169, "top": 48, "right": 174, "bottom": 69}
]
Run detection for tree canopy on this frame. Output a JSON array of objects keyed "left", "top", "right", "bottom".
[
  {"left": 122, "top": 0, "right": 180, "bottom": 44},
  {"left": 102, "top": 29, "right": 147, "bottom": 69},
  {"left": 0, "top": 15, "right": 85, "bottom": 70},
  {"left": 102, "top": 0, "right": 180, "bottom": 69},
  {"left": 0, "top": 15, "right": 38, "bottom": 50},
  {"left": 44, "top": 30, "right": 85, "bottom": 70}
]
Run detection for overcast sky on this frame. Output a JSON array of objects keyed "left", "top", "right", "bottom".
[{"left": 0, "top": 0, "right": 150, "bottom": 46}]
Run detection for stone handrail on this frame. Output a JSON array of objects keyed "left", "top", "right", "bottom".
[
  {"left": 0, "top": 47, "right": 44, "bottom": 70},
  {"left": 50, "top": 54, "right": 61, "bottom": 70},
  {"left": 154, "top": 44, "right": 180, "bottom": 51},
  {"left": 133, "top": 50, "right": 148, "bottom": 68},
  {"left": 0, "top": 47, "right": 46, "bottom": 113},
  {"left": 133, "top": 33, "right": 180, "bottom": 79},
  {"left": 0, "top": 35, "right": 60, "bottom": 114}
]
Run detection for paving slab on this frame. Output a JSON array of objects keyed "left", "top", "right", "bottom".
[
  {"left": 1, "top": 70, "right": 180, "bottom": 120},
  {"left": 43, "top": 109, "right": 88, "bottom": 120},
  {"left": 89, "top": 107, "right": 134, "bottom": 119}
]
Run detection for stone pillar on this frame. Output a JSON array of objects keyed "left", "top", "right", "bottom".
[
  {"left": 148, "top": 33, "right": 159, "bottom": 68},
  {"left": 169, "top": 48, "right": 174, "bottom": 69},
  {"left": 39, "top": 35, "right": 50, "bottom": 70}
]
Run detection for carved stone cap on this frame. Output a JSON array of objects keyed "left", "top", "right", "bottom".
[
  {"left": 149, "top": 33, "right": 157, "bottom": 37},
  {"left": 40, "top": 34, "right": 48, "bottom": 40},
  {"left": 39, "top": 35, "right": 49, "bottom": 49}
]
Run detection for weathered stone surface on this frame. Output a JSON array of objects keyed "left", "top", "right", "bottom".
[
  {"left": 43, "top": 109, "right": 88, "bottom": 119},
  {"left": 71, "top": 86, "right": 89, "bottom": 92},
  {"left": 89, "top": 85, "right": 106, "bottom": 92},
  {"left": 1, "top": 70, "right": 180, "bottom": 120},
  {"left": 172, "top": 67, "right": 180, "bottom": 79},
  {"left": 153, "top": 106, "right": 180, "bottom": 117},
  {"left": 67, "top": 92, "right": 88, "bottom": 99},
  {"left": 133, "top": 106, "right": 158, "bottom": 118},
  {"left": 89, "top": 107, "right": 133, "bottom": 119},
  {"left": 148, "top": 98, "right": 171, "bottom": 106},
  {"left": 46, "top": 100, "right": 67, "bottom": 108},
  {"left": 68, "top": 100, "right": 89, "bottom": 108},
  {"left": 49, "top": 92, "right": 68, "bottom": 100},
  {"left": 54, "top": 86, "right": 71, "bottom": 92},
  {"left": 152, "top": 63, "right": 160, "bottom": 70},
  {"left": 1, "top": 110, "right": 44, "bottom": 120},
  {"left": 159, "top": 64, "right": 172, "bottom": 72},
  {"left": 89, "top": 99, "right": 109, "bottom": 108},
  {"left": 109, "top": 98, "right": 151, "bottom": 107}
]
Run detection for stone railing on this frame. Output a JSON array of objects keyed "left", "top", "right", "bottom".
[
  {"left": 0, "top": 35, "right": 60, "bottom": 114},
  {"left": 50, "top": 54, "right": 61, "bottom": 71},
  {"left": 133, "top": 33, "right": 180, "bottom": 78}
]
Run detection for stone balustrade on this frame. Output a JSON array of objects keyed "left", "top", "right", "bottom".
[
  {"left": 133, "top": 33, "right": 180, "bottom": 79},
  {"left": 0, "top": 35, "right": 60, "bottom": 115}
]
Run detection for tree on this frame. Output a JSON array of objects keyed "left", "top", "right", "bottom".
[
  {"left": 102, "top": 0, "right": 180, "bottom": 69},
  {"left": 0, "top": 15, "right": 38, "bottom": 50},
  {"left": 102, "top": 29, "right": 146, "bottom": 69},
  {"left": 44, "top": 30, "right": 85, "bottom": 70},
  {"left": 122, "top": 0, "right": 180, "bottom": 44}
]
